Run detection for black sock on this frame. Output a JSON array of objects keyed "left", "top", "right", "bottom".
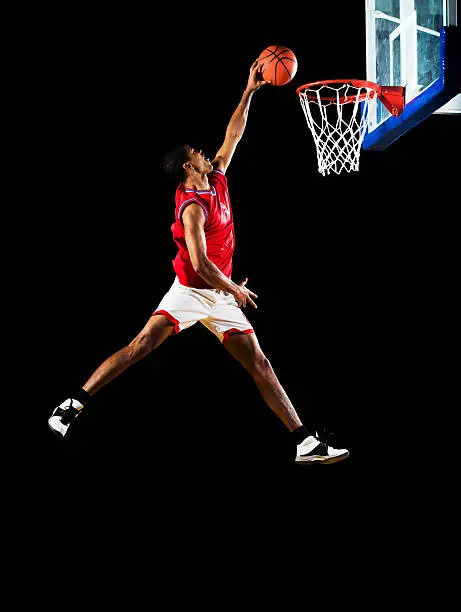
[
  {"left": 72, "top": 388, "right": 92, "bottom": 407},
  {"left": 291, "top": 425, "right": 311, "bottom": 445}
]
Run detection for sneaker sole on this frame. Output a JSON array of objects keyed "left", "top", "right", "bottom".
[{"left": 295, "top": 451, "right": 349, "bottom": 465}]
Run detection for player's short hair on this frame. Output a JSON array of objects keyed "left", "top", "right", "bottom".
[{"left": 163, "top": 144, "right": 190, "bottom": 181}]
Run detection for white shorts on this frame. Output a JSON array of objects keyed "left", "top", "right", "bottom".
[{"left": 152, "top": 277, "right": 254, "bottom": 345}]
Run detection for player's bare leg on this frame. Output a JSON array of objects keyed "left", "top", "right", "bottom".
[
  {"left": 224, "top": 332, "right": 302, "bottom": 431},
  {"left": 224, "top": 332, "right": 349, "bottom": 464},
  {"left": 83, "top": 314, "right": 175, "bottom": 395},
  {"left": 48, "top": 314, "right": 175, "bottom": 437}
]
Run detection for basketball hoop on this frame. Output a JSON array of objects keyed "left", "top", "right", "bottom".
[{"left": 296, "top": 79, "right": 405, "bottom": 176}]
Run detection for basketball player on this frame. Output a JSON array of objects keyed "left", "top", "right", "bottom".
[{"left": 49, "top": 59, "right": 349, "bottom": 465}]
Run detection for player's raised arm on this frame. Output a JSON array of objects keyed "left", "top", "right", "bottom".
[{"left": 212, "top": 59, "right": 270, "bottom": 174}]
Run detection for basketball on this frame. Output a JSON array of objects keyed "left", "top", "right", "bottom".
[{"left": 257, "top": 45, "right": 298, "bottom": 86}]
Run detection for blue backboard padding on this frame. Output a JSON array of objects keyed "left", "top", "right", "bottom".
[{"left": 363, "top": 26, "right": 460, "bottom": 151}]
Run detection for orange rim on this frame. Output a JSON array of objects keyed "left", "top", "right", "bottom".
[{"left": 297, "top": 79, "right": 381, "bottom": 104}]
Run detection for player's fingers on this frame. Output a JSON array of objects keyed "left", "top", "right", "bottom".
[
  {"left": 248, "top": 290, "right": 258, "bottom": 298},
  {"left": 255, "top": 63, "right": 265, "bottom": 78},
  {"left": 240, "top": 277, "right": 248, "bottom": 287},
  {"left": 255, "top": 62, "right": 267, "bottom": 78},
  {"left": 247, "top": 297, "right": 257, "bottom": 309}
]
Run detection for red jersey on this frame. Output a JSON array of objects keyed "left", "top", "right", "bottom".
[{"left": 171, "top": 169, "right": 235, "bottom": 289}]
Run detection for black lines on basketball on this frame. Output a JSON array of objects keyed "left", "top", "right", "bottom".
[
  {"left": 278, "top": 57, "right": 296, "bottom": 83},
  {"left": 259, "top": 50, "right": 278, "bottom": 61}
]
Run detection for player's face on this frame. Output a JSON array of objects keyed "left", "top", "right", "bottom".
[{"left": 186, "top": 146, "right": 213, "bottom": 173}]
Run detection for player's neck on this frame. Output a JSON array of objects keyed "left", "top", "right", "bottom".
[{"left": 183, "top": 172, "right": 210, "bottom": 191}]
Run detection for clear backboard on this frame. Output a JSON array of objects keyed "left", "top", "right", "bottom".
[{"left": 363, "top": 0, "right": 460, "bottom": 150}]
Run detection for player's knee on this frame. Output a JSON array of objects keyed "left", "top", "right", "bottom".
[
  {"left": 128, "top": 333, "right": 155, "bottom": 360},
  {"left": 251, "top": 354, "right": 272, "bottom": 381}
]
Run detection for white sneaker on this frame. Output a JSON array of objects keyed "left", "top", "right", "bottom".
[
  {"left": 295, "top": 434, "right": 349, "bottom": 465},
  {"left": 48, "top": 398, "right": 83, "bottom": 438}
]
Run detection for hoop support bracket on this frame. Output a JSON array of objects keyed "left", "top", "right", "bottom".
[{"left": 377, "top": 86, "right": 405, "bottom": 117}]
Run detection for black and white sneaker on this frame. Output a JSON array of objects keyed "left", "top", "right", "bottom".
[
  {"left": 48, "top": 398, "right": 83, "bottom": 438},
  {"left": 295, "top": 433, "right": 349, "bottom": 465}
]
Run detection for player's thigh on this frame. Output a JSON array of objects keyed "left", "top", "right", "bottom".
[
  {"left": 130, "top": 314, "right": 175, "bottom": 351},
  {"left": 224, "top": 332, "right": 266, "bottom": 373}
]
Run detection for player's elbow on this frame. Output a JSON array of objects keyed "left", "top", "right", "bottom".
[{"left": 192, "top": 254, "right": 208, "bottom": 275}]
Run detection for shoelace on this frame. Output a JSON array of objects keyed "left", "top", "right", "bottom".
[
  {"left": 314, "top": 428, "right": 335, "bottom": 447},
  {"left": 60, "top": 399, "right": 81, "bottom": 425}
]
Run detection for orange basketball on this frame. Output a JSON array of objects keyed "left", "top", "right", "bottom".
[{"left": 257, "top": 45, "right": 298, "bottom": 86}]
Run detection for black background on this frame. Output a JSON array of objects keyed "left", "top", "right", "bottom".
[{"left": 22, "top": 4, "right": 459, "bottom": 535}]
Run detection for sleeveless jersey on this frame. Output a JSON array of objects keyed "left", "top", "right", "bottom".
[{"left": 171, "top": 169, "right": 235, "bottom": 289}]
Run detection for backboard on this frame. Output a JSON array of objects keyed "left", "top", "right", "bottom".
[{"left": 363, "top": 0, "right": 460, "bottom": 150}]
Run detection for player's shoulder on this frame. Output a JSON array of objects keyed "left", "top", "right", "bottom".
[
  {"left": 210, "top": 167, "right": 228, "bottom": 186},
  {"left": 211, "top": 165, "right": 226, "bottom": 174}
]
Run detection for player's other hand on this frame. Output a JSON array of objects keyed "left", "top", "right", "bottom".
[
  {"left": 246, "top": 59, "right": 271, "bottom": 92},
  {"left": 234, "top": 277, "right": 258, "bottom": 308}
]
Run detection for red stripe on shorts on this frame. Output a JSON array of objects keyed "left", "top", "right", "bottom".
[
  {"left": 222, "top": 328, "right": 254, "bottom": 346},
  {"left": 152, "top": 310, "right": 180, "bottom": 334}
]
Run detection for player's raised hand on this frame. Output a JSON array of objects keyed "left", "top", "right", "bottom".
[
  {"left": 246, "top": 59, "right": 271, "bottom": 91},
  {"left": 235, "top": 277, "right": 258, "bottom": 308}
]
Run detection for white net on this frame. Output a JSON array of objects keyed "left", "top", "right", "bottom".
[{"left": 298, "top": 82, "right": 377, "bottom": 176}]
